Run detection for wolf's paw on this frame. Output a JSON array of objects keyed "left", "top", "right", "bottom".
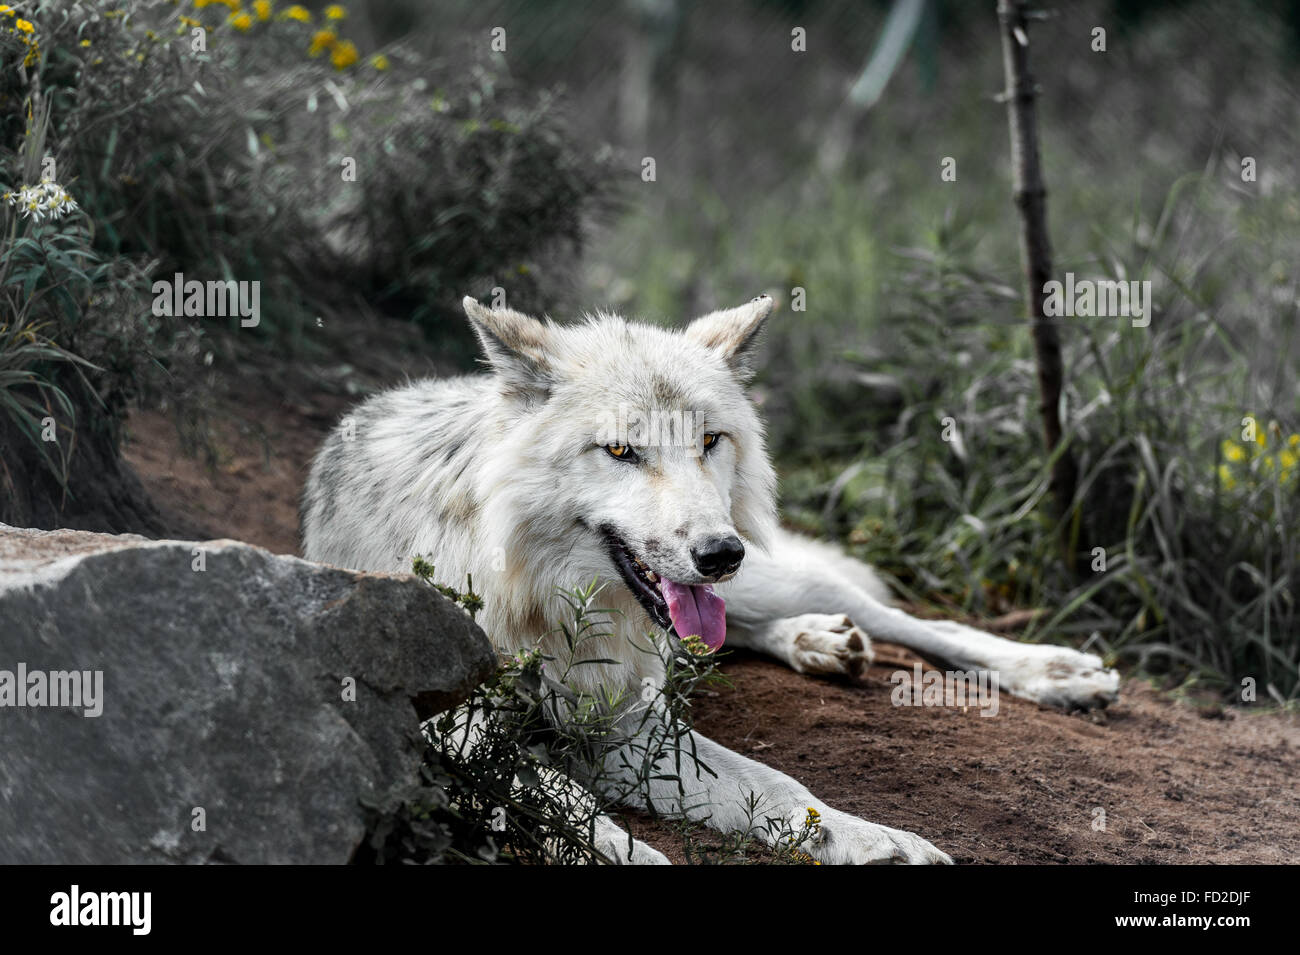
[
  {"left": 592, "top": 816, "right": 671, "bottom": 865},
  {"left": 598, "top": 838, "right": 671, "bottom": 865},
  {"left": 790, "top": 613, "right": 874, "bottom": 680},
  {"left": 812, "top": 809, "right": 953, "bottom": 865},
  {"left": 929, "top": 621, "right": 1119, "bottom": 710},
  {"left": 1000, "top": 644, "right": 1119, "bottom": 710}
]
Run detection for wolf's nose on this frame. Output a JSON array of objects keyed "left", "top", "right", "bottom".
[{"left": 692, "top": 536, "right": 745, "bottom": 578}]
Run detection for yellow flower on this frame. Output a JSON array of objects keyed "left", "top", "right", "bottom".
[
  {"left": 1221, "top": 440, "right": 1246, "bottom": 463},
  {"left": 330, "top": 38, "right": 357, "bottom": 69},
  {"left": 254, "top": 0, "right": 271, "bottom": 21},
  {"left": 280, "top": 4, "right": 310, "bottom": 22},
  {"left": 307, "top": 28, "right": 336, "bottom": 56},
  {"left": 1217, "top": 464, "right": 1236, "bottom": 490},
  {"left": 370, "top": 52, "right": 389, "bottom": 70},
  {"left": 79, "top": 38, "right": 90, "bottom": 47},
  {"left": 194, "top": 0, "right": 213, "bottom": 7},
  {"left": 324, "top": 4, "right": 346, "bottom": 19},
  {"left": 15, "top": 17, "right": 34, "bottom": 33},
  {"left": 230, "top": 11, "right": 252, "bottom": 30},
  {"left": 1290, "top": 434, "right": 1300, "bottom": 449}
]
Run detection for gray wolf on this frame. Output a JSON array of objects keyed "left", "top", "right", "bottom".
[{"left": 301, "top": 294, "right": 1119, "bottom": 864}]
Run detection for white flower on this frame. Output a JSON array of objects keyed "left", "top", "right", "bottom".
[{"left": 4, "top": 178, "right": 79, "bottom": 221}]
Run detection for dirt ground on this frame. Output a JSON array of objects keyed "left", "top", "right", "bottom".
[
  {"left": 622, "top": 657, "right": 1298, "bottom": 864},
  {"left": 120, "top": 345, "right": 1300, "bottom": 865}
]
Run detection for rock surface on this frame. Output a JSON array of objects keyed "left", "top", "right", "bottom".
[{"left": 0, "top": 524, "right": 498, "bottom": 864}]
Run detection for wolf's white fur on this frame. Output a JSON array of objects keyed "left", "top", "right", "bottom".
[{"left": 302, "top": 295, "right": 1118, "bottom": 864}]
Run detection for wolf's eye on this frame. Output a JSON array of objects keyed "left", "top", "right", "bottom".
[
  {"left": 702, "top": 432, "right": 721, "bottom": 452},
  {"left": 605, "top": 444, "right": 639, "bottom": 463}
]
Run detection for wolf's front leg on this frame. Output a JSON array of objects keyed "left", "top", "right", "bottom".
[
  {"left": 727, "top": 613, "right": 876, "bottom": 680},
  {"left": 598, "top": 728, "right": 952, "bottom": 865},
  {"left": 723, "top": 532, "right": 1118, "bottom": 710},
  {"left": 436, "top": 715, "right": 669, "bottom": 864},
  {"left": 531, "top": 764, "right": 669, "bottom": 864},
  {"left": 591, "top": 813, "right": 671, "bottom": 865}
]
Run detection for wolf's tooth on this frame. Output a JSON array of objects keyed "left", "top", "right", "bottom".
[{"left": 646, "top": 571, "right": 658, "bottom": 582}]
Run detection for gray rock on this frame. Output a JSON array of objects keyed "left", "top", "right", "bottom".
[{"left": 0, "top": 524, "right": 498, "bottom": 864}]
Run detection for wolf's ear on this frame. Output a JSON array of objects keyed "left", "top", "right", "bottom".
[
  {"left": 462, "top": 296, "right": 553, "bottom": 399},
  {"left": 684, "top": 294, "right": 774, "bottom": 379}
]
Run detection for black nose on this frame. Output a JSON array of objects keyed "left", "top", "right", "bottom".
[{"left": 691, "top": 536, "right": 745, "bottom": 578}]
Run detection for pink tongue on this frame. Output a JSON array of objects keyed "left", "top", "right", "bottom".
[{"left": 658, "top": 580, "right": 727, "bottom": 651}]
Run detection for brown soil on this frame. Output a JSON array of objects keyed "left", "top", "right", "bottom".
[
  {"left": 622, "top": 654, "right": 1298, "bottom": 864},
  {"left": 119, "top": 343, "right": 1300, "bottom": 865}
]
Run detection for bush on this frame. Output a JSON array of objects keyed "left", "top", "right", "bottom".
[
  {"left": 779, "top": 188, "right": 1299, "bottom": 701},
  {"left": 340, "top": 65, "right": 611, "bottom": 353},
  {"left": 356, "top": 567, "right": 823, "bottom": 864},
  {"left": 0, "top": 0, "right": 610, "bottom": 529},
  {"left": 355, "top": 572, "right": 727, "bottom": 865},
  {"left": 16, "top": 0, "right": 611, "bottom": 346},
  {"left": 0, "top": 44, "right": 174, "bottom": 529}
]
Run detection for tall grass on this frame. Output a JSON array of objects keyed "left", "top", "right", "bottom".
[
  {"left": 579, "top": 2, "right": 1300, "bottom": 701},
  {"left": 758, "top": 177, "right": 1297, "bottom": 700}
]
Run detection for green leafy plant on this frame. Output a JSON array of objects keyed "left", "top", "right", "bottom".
[
  {"left": 781, "top": 182, "right": 1299, "bottom": 701},
  {"left": 356, "top": 567, "right": 737, "bottom": 865}
]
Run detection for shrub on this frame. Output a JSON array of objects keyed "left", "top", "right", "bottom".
[
  {"left": 0, "top": 0, "right": 610, "bottom": 528},
  {"left": 355, "top": 572, "right": 723, "bottom": 864},
  {"left": 356, "top": 567, "right": 820, "bottom": 864},
  {"left": 781, "top": 189, "right": 1299, "bottom": 701}
]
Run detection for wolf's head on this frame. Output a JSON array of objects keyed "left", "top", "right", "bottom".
[{"left": 461, "top": 294, "right": 779, "bottom": 652}]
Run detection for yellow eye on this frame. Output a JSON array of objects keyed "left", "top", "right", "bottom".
[
  {"left": 702, "top": 432, "right": 720, "bottom": 451},
  {"left": 605, "top": 444, "right": 637, "bottom": 461}
]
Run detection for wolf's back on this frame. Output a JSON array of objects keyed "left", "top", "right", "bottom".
[{"left": 300, "top": 375, "right": 491, "bottom": 574}]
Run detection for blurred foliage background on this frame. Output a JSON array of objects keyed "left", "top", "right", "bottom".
[{"left": 1, "top": 0, "right": 1298, "bottom": 700}]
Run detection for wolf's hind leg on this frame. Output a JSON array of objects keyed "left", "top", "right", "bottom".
[{"left": 727, "top": 613, "right": 874, "bottom": 680}]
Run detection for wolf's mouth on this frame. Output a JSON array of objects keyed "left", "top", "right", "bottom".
[{"left": 602, "top": 529, "right": 727, "bottom": 651}]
